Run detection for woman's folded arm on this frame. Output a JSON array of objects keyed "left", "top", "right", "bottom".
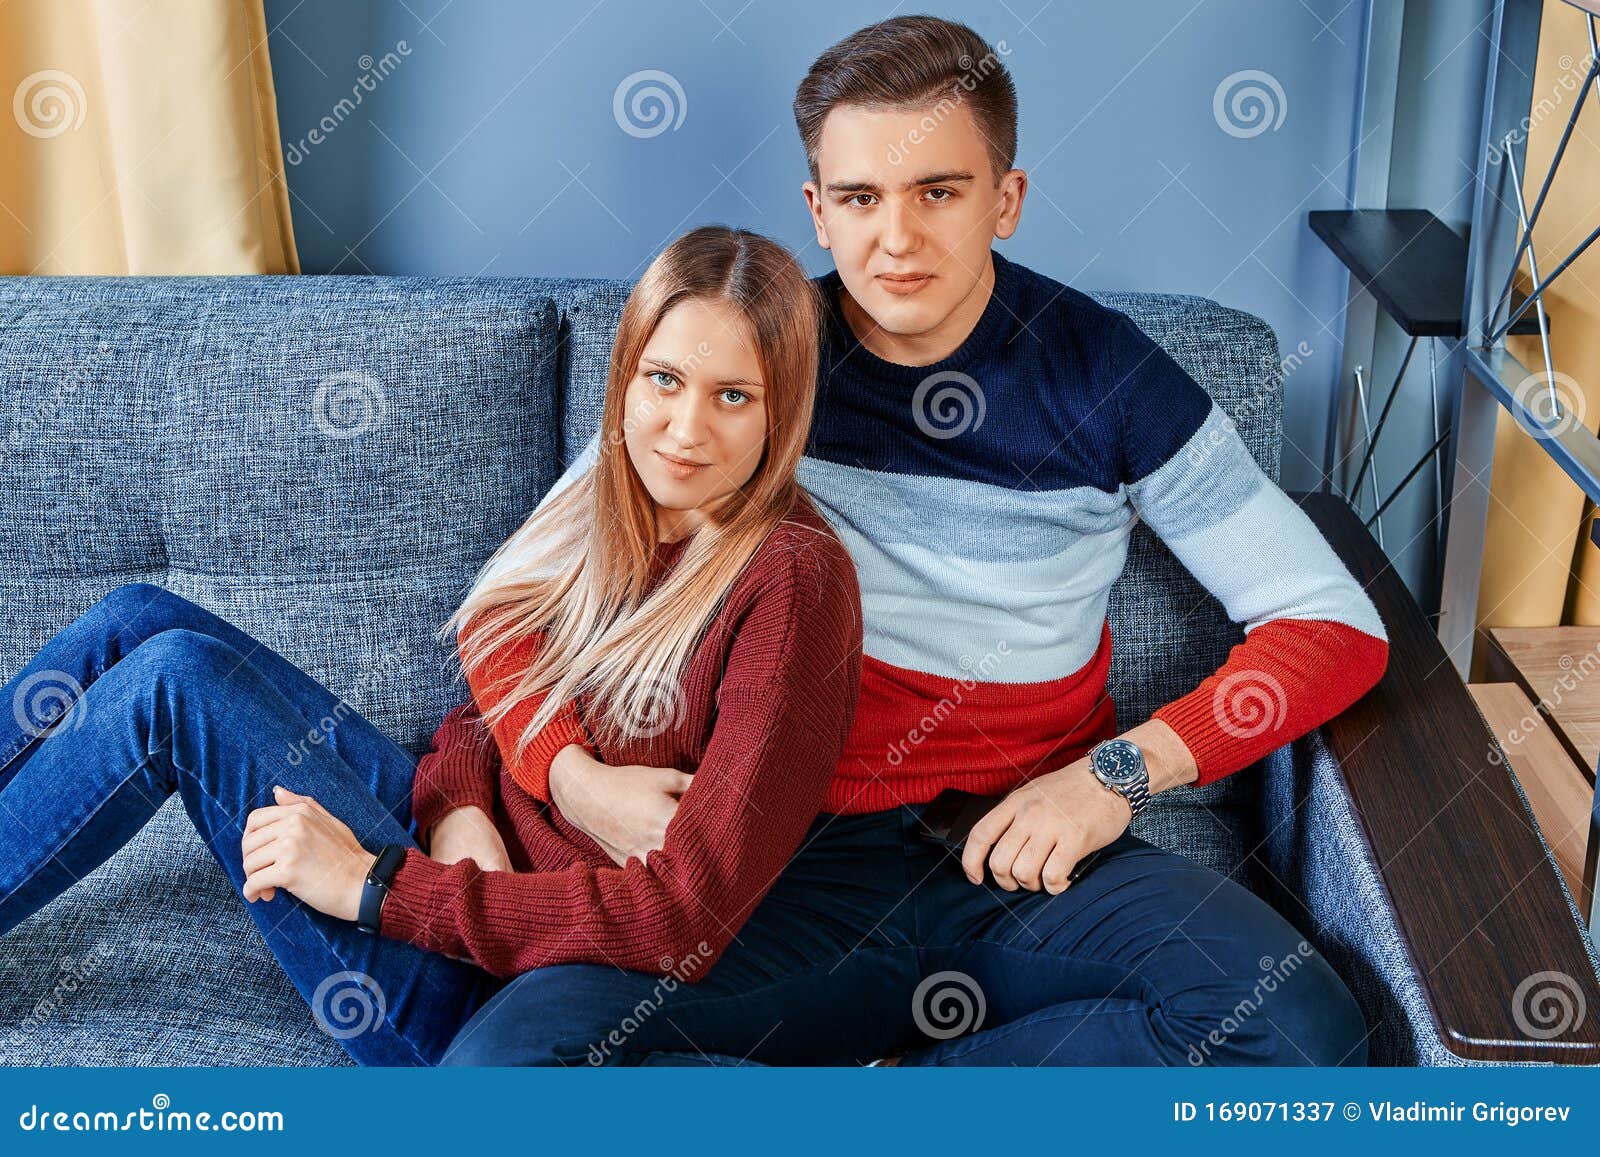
[
  {"left": 379, "top": 543, "right": 864, "bottom": 979},
  {"left": 408, "top": 700, "right": 502, "bottom": 843}
]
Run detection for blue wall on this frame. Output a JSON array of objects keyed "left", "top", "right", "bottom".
[{"left": 265, "top": 0, "right": 1369, "bottom": 491}]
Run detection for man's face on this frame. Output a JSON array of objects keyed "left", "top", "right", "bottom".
[{"left": 802, "top": 101, "right": 1025, "bottom": 346}]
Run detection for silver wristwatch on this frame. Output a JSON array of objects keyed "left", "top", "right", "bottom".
[{"left": 1088, "top": 737, "right": 1150, "bottom": 818}]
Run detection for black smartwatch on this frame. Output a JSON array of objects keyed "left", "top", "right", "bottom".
[{"left": 356, "top": 843, "right": 408, "bottom": 934}]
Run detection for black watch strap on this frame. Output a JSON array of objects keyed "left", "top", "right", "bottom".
[{"left": 357, "top": 843, "right": 408, "bottom": 934}]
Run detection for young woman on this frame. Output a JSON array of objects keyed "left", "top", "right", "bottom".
[{"left": 0, "top": 225, "right": 864, "bottom": 1067}]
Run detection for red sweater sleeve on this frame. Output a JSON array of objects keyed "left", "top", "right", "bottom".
[
  {"left": 379, "top": 543, "right": 864, "bottom": 979},
  {"left": 1152, "top": 618, "right": 1388, "bottom": 785},
  {"left": 462, "top": 628, "right": 595, "bottom": 803},
  {"left": 409, "top": 700, "right": 502, "bottom": 846}
]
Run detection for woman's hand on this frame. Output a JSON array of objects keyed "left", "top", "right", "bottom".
[
  {"left": 240, "top": 786, "right": 372, "bottom": 922},
  {"left": 549, "top": 744, "right": 693, "bottom": 867},
  {"left": 427, "top": 805, "right": 513, "bottom": 872}
]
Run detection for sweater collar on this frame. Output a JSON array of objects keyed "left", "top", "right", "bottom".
[{"left": 819, "top": 249, "right": 1018, "bottom": 387}]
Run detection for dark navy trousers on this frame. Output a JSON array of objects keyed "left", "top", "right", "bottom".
[{"left": 442, "top": 801, "right": 1369, "bottom": 1067}]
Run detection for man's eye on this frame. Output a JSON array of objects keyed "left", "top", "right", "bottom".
[
  {"left": 849, "top": 194, "right": 876, "bottom": 208},
  {"left": 926, "top": 188, "right": 952, "bottom": 202}
]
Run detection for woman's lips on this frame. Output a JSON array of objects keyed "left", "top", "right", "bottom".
[
  {"left": 656, "top": 450, "right": 710, "bottom": 479},
  {"left": 877, "top": 273, "right": 933, "bottom": 296}
]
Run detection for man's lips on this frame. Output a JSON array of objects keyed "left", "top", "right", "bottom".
[{"left": 876, "top": 271, "right": 934, "bottom": 295}]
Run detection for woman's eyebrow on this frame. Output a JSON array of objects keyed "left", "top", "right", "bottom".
[{"left": 642, "top": 354, "right": 762, "bottom": 390}]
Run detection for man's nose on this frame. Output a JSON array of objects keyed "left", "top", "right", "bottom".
[{"left": 881, "top": 200, "right": 920, "bottom": 257}]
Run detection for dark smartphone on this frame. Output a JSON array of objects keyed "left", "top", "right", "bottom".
[{"left": 916, "top": 788, "right": 1108, "bottom": 886}]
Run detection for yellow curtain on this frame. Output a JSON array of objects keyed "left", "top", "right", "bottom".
[
  {"left": 1471, "top": 0, "right": 1600, "bottom": 676},
  {"left": 0, "top": 0, "right": 297, "bottom": 274}
]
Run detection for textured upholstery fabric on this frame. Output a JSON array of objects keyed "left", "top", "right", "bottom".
[{"left": 0, "top": 272, "right": 1570, "bottom": 1067}]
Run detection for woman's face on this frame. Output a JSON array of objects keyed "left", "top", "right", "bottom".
[{"left": 623, "top": 296, "right": 769, "bottom": 542}]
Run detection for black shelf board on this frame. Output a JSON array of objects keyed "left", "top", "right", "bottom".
[{"left": 1310, "top": 208, "right": 1546, "bottom": 339}]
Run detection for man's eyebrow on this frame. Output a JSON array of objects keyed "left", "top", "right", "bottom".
[
  {"left": 641, "top": 355, "right": 763, "bottom": 390},
  {"left": 823, "top": 170, "right": 978, "bottom": 196}
]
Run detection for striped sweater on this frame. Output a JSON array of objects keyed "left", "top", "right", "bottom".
[{"left": 550, "top": 250, "right": 1388, "bottom": 813}]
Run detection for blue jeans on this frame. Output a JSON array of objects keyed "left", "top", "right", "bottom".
[
  {"left": 442, "top": 809, "right": 1370, "bottom": 1067},
  {"left": 0, "top": 583, "right": 502, "bottom": 1066}
]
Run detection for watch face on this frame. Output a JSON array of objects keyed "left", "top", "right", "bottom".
[{"left": 1094, "top": 739, "right": 1145, "bottom": 786}]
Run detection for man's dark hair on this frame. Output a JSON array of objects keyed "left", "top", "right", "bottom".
[{"left": 793, "top": 15, "right": 1017, "bottom": 184}]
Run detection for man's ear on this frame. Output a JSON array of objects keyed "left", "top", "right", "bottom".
[
  {"left": 801, "top": 180, "right": 831, "bottom": 250},
  {"left": 993, "top": 168, "right": 1028, "bottom": 242}
]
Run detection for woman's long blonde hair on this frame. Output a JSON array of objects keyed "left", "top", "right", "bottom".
[{"left": 439, "top": 225, "right": 823, "bottom": 759}]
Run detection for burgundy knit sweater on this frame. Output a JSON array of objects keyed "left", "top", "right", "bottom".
[{"left": 378, "top": 495, "right": 864, "bottom": 980}]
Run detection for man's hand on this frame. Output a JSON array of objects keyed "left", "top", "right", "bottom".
[
  {"left": 427, "top": 805, "right": 513, "bottom": 872},
  {"left": 961, "top": 759, "right": 1132, "bottom": 894},
  {"left": 549, "top": 744, "right": 693, "bottom": 867}
]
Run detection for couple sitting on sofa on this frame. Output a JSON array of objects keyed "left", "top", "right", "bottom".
[{"left": 0, "top": 16, "right": 1389, "bottom": 1067}]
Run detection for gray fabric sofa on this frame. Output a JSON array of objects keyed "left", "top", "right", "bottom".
[{"left": 1, "top": 273, "right": 1596, "bottom": 1066}]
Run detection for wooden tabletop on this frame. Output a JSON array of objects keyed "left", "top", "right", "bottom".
[
  {"left": 1485, "top": 625, "right": 1600, "bottom": 781},
  {"left": 1468, "top": 681, "right": 1593, "bottom": 912}
]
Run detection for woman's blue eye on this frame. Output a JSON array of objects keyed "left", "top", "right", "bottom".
[
  {"left": 648, "top": 370, "right": 677, "bottom": 389},
  {"left": 720, "top": 389, "right": 749, "bottom": 406}
]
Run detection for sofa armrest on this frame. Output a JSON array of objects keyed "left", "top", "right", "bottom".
[{"left": 1288, "top": 491, "right": 1600, "bottom": 1062}]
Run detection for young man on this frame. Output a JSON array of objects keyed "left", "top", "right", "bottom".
[{"left": 441, "top": 16, "right": 1387, "bottom": 1066}]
